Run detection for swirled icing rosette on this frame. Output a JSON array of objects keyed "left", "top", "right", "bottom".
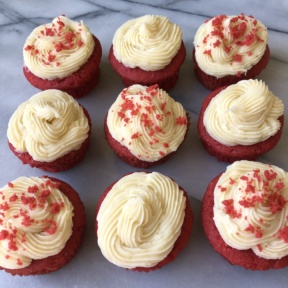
[
  {"left": 0, "top": 177, "right": 73, "bottom": 269},
  {"left": 23, "top": 15, "right": 95, "bottom": 80},
  {"left": 107, "top": 84, "right": 188, "bottom": 163},
  {"left": 194, "top": 14, "right": 268, "bottom": 78},
  {"left": 96, "top": 172, "right": 186, "bottom": 269},
  {"left": 112, "top": 15, "right": 182, "bottom": 71},
  {"left": 7, "top": 89, "right": 90, "bottom": 162},
  {"left": 203, "top": 79, "right": 284, "bottom": 146},
  {"left": 214, "top": 160, "right": 288, "bottom": 259}
]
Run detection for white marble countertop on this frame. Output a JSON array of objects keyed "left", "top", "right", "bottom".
[{"left": 0, "top": 0, "right": 288, "bottom": 287}]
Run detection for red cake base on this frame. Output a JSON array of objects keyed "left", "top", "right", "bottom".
[
  {"left": 95, "top": 172, "right": 194, "bottom": 272},
  {"left": 109, "top": 41, "right": 186, "bottom": 91},
  {"left": 201, "top": 174, "right": 288, "bottom": 270},
  {"left": 1, "top": 176, "right": 86, "bottom": 276},
  {"left": 197, "top": 86, "right": 284, "bottom": 163},
  {"left": 23, "top": 36, "right": 102, "bottom": 98},
  {"left": 193, "top": 45, "right": 270, "bottom": 91}
]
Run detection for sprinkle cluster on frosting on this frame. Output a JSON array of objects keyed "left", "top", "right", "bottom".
[
  {"left": 112, "top": 15, "right": 182, "bottom": 71},
  {"left": 7, "top": 89, "right": 90, "bottom": 162},
  {"left": 214, "top": 161, "right": 288, "bottom": 259},
  {"left": 23, "top": 15, "right": 95, "bottom": 80},
  {"left": 107, "top": 84, "right": 188, "bottom": 162},
  {"left": 0, "top": 177, "right": 73, "bottom": 269},
  {"left": 97, "top": 172, "right": 186, "bottom": 268},
  {"left": 194, "top": 14, "right": 268, "bottom": 78},
  {"left": 203, "top": 79, "right": 284, "bottom": 146}
]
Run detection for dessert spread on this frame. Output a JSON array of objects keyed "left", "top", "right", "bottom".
[
  {"left": 97, "top": 172, "right": 186, "bottom": 268},
  {"left": 214, "top": 160, "right": 288, "bottom": 259},
  {"left": 107, "top": 84, "right": 188, "bottom": 162},
  {"left": 194, "top": 14, "right": 268, "bottom": 78},
  {"left": 7, "top": 89, "right": 90, "bottom": 162},
  {"left": 0, "top": 177, "right": 73, "bottom": 269},
  {"left": 112, "top": 15, "right": 182, "bottom": 71},
  {"left": 203, "top": 79, "right": 284, "bottom": 145},
  {"left": 23, "top": 15, "right": 95, "bottom": 80}
]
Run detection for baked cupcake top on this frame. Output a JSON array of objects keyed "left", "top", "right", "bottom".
[
  {"left": 0, "top": 177, "right": 73, "bottom": 269},
  {"left": 112, "top": 15, "right": 182, "bottom": 71},
  {"left": 203, "top": 79, "right": 284, "bottom": 146},
  {"left": 213, "top": 160, "right": 288, "bottom": 260},
  {"left": 7, "top": 89, "right": 90, "bottom": 162},
  {"left": 97, "top": 172, "right": 186, "bottom": 268},
  {"left": 23, "top": 15, "right": 95, "bottom": 80},
  {"left": 107, "top": 84, "right": 188, "bottom": 162},
  {"left": 194, "top": 14, "right": 268, "bottom": 78}
]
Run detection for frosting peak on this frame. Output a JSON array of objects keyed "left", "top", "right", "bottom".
[{"left": 112, "top": 15, "right": 182, "bottom": 71}]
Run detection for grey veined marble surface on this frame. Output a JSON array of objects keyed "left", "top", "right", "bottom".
[{"left": 0, "top": 0, "right": 288, "bottom": 287}]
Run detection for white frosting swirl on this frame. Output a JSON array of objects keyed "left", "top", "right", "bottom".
[
  {"left": 23, "top": 15, "right": 95, "bottom": 80},
  {"left": 107, "top": 84, "right": 188, "bottom": 162},
  {"left": 203, "top": 80, "right": 284, "bottom": 146},
  {"left": 0, "top": 177, "right": 73, "bottom": 269},
  {"left": 112, "top": 15, "right": 182, "bottom": 71},
  {"left": 7, "top": 89, "right": 90, "bottom": 162},
  {"left": 97, "top": 172, "right": 186, "bottom": 268},
  {"left": 194, "top": 14, "right": 268, "bottom": 78},
  {"left": 214, "top": 160, "right": 288, "bottom": 259}
]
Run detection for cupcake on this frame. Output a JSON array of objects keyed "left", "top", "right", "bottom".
[
  {"left": 23, "top": 15, "right": 102, "bottom": 98},
  {"left": 109, "top": 15, "right": 186, "bottom": 91},
  {"left": 0, "top": 176, "right": 85, "bottom": 276},
  {"left": 193, "top": 14, "right": 270, "bottom": 90},
  {"left": 197, "top": 79, "right": 284, "bottom": 162},
  {"left": 95, "top": 171, "right": 194, "bottom": 271},
  {"left": 202, "top": 160, "right": 288, "bottom": 270},
  {"left": 105, "top": 84, "right": 189, "bottom": 168},
  {"left": 7, "top": 89, "right": 92, "bottom": 172}
]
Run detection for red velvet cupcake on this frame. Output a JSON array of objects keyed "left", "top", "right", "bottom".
[
  {"left": 109, "top": 15, "right": 186, "bottom": 91},
  {"left": 95, "top": 172, "right": 194, "bottom": 271},
  {"left": 193, "top": 14, "right": 270, "bottom": 90},
  {"left": 7, "top": 90, "right": 92, "bottom": 172},
  {"left": 105, "top": 84, "right": 189, "bottom": 168},
  {"left": 202, "top": 160, "right": 288, "bottom": 270},
  {"left": 23, "top": 15, "right": 102, "bottom": 98},
  {"left": 197, "top": 79, "right": 284, "bottom": 162},
  {"left": 0, "top": 176, "right": 85, "bottom": 276}
]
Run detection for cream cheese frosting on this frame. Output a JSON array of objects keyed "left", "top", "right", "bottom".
[
  {"left": 23, "top": 15, "right": 95, "bottom": 80},
  {"left": 112, "top": 15, "right": 182, "bottom": 71},
  {"left": 214, "top": 160, "right": 288, "bottom": 259},
  {"left": 7, "top": 89, "right": 90, "bottom": 162},
  {"left": 203, "top": 79, "right": 284, "bottom": 146},
  {"left": 107, "top": 84, "right": 188, "bottom": 162},
  {"left": 194, "top": 14, "right": 268, "bottom": 78},
  {"left": 0, "top": 177, "right": 73, "bottom": 269},
  {"left": 97, "top": 172, "right": 186, "bottom": 268}
]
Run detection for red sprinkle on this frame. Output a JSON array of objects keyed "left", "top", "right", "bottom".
[
  {"left": 43, "top": 219, "right": 57, "bottom": 235},
  {"left": 278, "top": 226, "right": 288, "bottom": 243}
]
